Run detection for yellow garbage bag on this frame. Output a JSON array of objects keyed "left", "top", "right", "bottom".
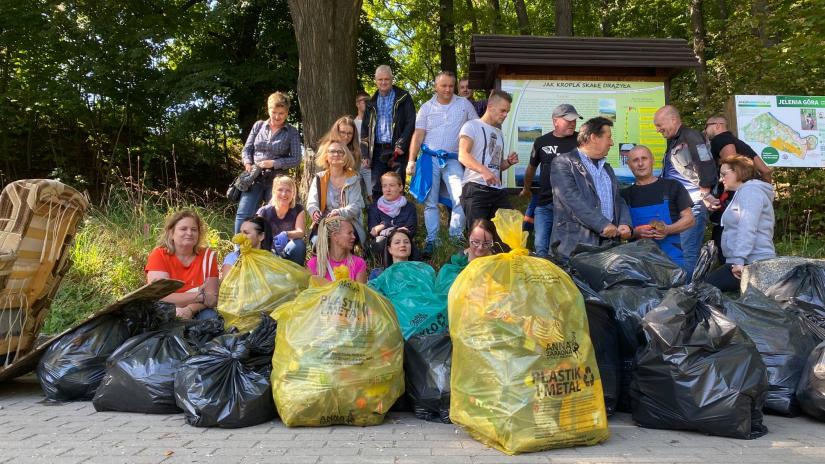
[
  {"left": 270, "top": 266, "right": 404, "bottom": 426},
  {"left": 449, "top": 209, "right": 610, "bottom": 454},
  {"left": 218, "top": 234, "right": 310, "bottom": 332}
]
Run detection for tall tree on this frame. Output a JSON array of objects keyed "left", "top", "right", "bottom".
[
  {"left": 465, "top": 0, "right": 479, "bottom": 35},
  {"left": 513, "top": 0, "right": 531, "bottom": 35},
  {"left": 488, "top": 0, "right": 503, "bottom": 33},
  {"left": 555, "top": 0, "right": 573, "bottom": 36},
  {"left": 690, "top": 0, "right": 708, "bottom": 104},
  {"left": 287, "top": 0, "right": 363, "bottom": 149},
  {"left": 439, "top": 0, "right": 457, "bottom": 74}
]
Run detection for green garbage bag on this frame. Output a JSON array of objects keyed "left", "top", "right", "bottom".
[{"left": 370, "top": 261, "right": 447, "bottom": 339}]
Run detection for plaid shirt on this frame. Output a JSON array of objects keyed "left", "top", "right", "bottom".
[
  {"left": 577, "top": 150, "right": 614, "bottom": 222},
  {"left": 242, "top": 122, "right": 302, "bottom": 170},
  {"left": 376, "top": 89, "right": 395, "bottom": 143}
]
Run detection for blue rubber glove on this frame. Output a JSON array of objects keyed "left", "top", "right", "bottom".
[{"left": 274, "top": 232, "right": 289, "bottom": 254}]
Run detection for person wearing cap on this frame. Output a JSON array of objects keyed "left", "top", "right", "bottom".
[
  {"left": 407, "top": 71, "right": 479, "bottom": 255},
  {"left": 550, "top": 117, "right": 631, "bottom": 261},
  {"left": 458, "top": 90, "right": 519, "bottom": 229},
  {"left": 621, "top": 145, "right": 695, "bottom": 268},
  {"left": 520, "top": 103, "right": 582, "bottom": 257}
]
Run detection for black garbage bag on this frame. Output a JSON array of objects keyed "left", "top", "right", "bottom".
[
  {"left": 180, "top": 318, "right": 225, "bottom": 348},
  {"left": 174, "top": 314, "right": 278, "bottom": 428},
  {"left": 37, "top": 314, "right": 132, "bottom": 401},
  {"left": 796, "top": 341, "right": 825, "bottom": 421},
  {"left": 92, "top": 325, "right": 195, "bottom": 413},
  {"left": 404, "top": 332, "right": 452, "bottom": 423},
  {"left": 631, "top": 283, "right": 769, "bottom": 439},
  {"left": 691, "top": 240, "right": 719, "bottom": 283},
  {"left": 598, "top": 286, "right": 666, "bottom": 413},
  {"left": 766, "top": 264, "right": 825, "bottom": 342},
  {"left": 572, "top": 276, "right": 620, "bottom": 415},
  {"left": 721, "top": 287, "right": 819, "bottom": 416},
  {"left": 569, "top": 240, "right": 686, "bottom": 292}
]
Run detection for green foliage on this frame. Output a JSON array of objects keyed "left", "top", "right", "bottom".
[{"left": 43, "top": 184, "right": 235, "bottom": 334}]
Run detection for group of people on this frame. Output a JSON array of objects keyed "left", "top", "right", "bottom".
[{"left": 145, "top": 64, "right": 779, "bottom": 319}]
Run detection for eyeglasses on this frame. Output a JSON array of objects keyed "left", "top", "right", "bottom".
[
  {"left": 328, "top": 149, "right": 345, "bottom": 155},
  {"left": 705, "top": 122, "right": 721, "bottom": 128},
  {"left": 720, "top": 169, "right": 734, "bottom": 178},
  {"left": 469, "top": 240, "right": 494, "bottom": 249}
]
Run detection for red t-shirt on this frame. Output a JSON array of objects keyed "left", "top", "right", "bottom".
[{"left": 144, "top": 247, "right": 219, "bottom": 293}]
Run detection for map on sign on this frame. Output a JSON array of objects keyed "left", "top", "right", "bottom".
[
  {"left": 735, "top": 95, "right": 825, "bottom": 168},
  {"left": 501, "top": 79, "right": 667, "bottom": 186}
]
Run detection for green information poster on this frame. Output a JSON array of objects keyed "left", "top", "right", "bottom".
[
  {"left": 500, "top": 79, "right": 667, "bottom": 187},
  {"left": 735, "top": 95, "right": 824, "bottom": 167}
]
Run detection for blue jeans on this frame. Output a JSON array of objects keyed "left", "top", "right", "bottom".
[
  {"left": 533, "top": 204, "right": 554, "bottom": 258},
  {"left": 279, "top": 238, "right": 307, "bottom": 267},
  {"left": 235, "top": 180, "right": 272, "bottom": 233},
  {"left": 680, "top": 201, "right": 708, "bottom": 282},
  {"left": 195, "top": 308, "right": 219, "bottom": 320},
  {"left": 523, "top": 195, "right": 538, "bottom": 232},
  {"left": 424, "top": 157, "right": 464, "bottom": 242}
]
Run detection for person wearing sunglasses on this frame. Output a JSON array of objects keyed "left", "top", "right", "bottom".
[
  {"left": 706, "top": 156, "right": 775, "bottom": 292},
  {"left": 306, "top": 140, "right": 366, "bottom": 245}
]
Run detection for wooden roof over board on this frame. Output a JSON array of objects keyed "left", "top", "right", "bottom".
[{"left": 468, "top": 35, "right": 701, "bottom": 90}]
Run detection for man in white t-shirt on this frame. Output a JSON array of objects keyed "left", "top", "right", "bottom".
[
  {"left": 407, "top": 71, "right": 478, "bottom": 254},
  {"left": 458, "top": 90, "right": 519, "bottom": 230}
]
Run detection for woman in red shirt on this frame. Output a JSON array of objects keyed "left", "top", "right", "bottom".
[{"left": 145, "top": 210, "right": 219, "bottom": 320}]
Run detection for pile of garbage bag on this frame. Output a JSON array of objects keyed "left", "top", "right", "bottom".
[
  {"left": 370, "top": 261, "right": 448, "bottom": 339},
  {"left": 270, "top": 275, "right": 404, "bottom": 427},
  {"left": 630, "top": 283, "right": 769, "bottom": 439},
  {"left": 37, "top": 301, "right": 176, "bottom": 401},
  {"left": 766, "top": 263, "right": 825, "bottom": 342},
  {"left": 449, "top": 210, "right": 609, "bottom": 454},
  {"left": 569, "top": 240, "right": 686, "bottom": 291},
  {"left": 218, "top": 234, "right": 309, "bottom": 332},
  {"left": 175, "top": 314, "right": 278, "bottom": 428},
  {"left": 796, "top": 341, "right": 825, "bottom": 421}
]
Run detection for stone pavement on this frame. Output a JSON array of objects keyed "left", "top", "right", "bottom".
[{"left": 2, "top": 375, "right": 825, "bottom": 464}]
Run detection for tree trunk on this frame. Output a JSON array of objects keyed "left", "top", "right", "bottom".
[
  {"left": 716, "top": 0, "right": 727, "bottom": 20},
  {"left": 555, "top": 0, "right": 573, "bottom": 36},
  {"left": 439, "top": 0, "right": 457, "bottom": 74},
  {"left": 287, "top": 0, "right": 362, "bottom": 150},
  {"left": 600, "top": 0, "right": 612, "bottom": 37},
  {"left": 690, "top": 0, "right": 708, "bottom": 104},
  {"left": 513, "top": 0, "right": 530, "bottom": 35},
  {"left": 488, "top": 0, "right": 503, "bottom": 34},
  {"left": 752, "top": 0, "right": 770, "bottom": 46}
]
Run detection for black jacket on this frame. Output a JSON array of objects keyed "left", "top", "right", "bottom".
[{"left": 360, "top": 85, "right": 416, "bottom": 162}]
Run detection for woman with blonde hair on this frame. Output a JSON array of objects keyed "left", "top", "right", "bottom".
[
  {"left": 306, "top": 216, "right": 368, "bottom": 283},
  {"left": 145, "top": 210, "right": 219, "bottom": 320},
  {"left": 256, "top": 175, "right": 306, "bottom": 265},
  {"left": 306, "top": 140, "right": 366, "bottom": 244},
  {"left": 235, "top": 91, "right": 302, "bottom": 233},
  {"left": 319, "top": 115, "right": 371, "bottom": 201}
]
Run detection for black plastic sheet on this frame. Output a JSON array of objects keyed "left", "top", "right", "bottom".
[
  {"left": 631, "top": 283, "right": 769, "bottom": 439},
  {"left": 404, "top": 332, "right": 451, "bottom": 423},
  {"left": 569, "top": 240, "right": 686, "bottom": 292},
  {"left": 796, "top": 341, "right": 825, "bottom": 421},
  {"left": 174, "top": 314, "right": 277, "bottom": 428},
  {"left": 722, "top": 287, "right": 818, "bottom": 416},
  {"left": 92, "top": 327, "right": 194, "bottom": 413},
  {"left": 691, "top": 240, "right": 719, "bottom": 282}
]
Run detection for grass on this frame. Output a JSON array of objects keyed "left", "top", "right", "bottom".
[{"left": 43, "top": 187, "right": 236, "bottom": 334}]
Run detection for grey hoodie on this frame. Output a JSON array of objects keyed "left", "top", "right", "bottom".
[{"left": 721, "top": 179, "right": 776, "bottom": 265}]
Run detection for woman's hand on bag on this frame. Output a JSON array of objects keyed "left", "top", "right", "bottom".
[
  {"left": 244, "top": 163, "right": 253, "bottom": 173},
  {"left": 732, "top": 264, "right": 744, "bottom": 279},
  {"left": 176, "top": 306, "right": 194, "bottom": 319}
]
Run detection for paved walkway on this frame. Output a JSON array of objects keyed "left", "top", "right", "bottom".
[{"left": 2, "top": 374, "right": 825, "bottom": 464}]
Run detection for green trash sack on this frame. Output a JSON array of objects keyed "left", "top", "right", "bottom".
[
  {"left": 449, "top": 209, "right": 610, "bottom": 454},
  {"left": 271, "top": 273, "right": 404, "bottom": 427},
  {"left": 435, "top": 252, "right": 469, "bottom": 297},
  {"left": 370, "top": 261, "right": 447, "bottom": 339},
  {"left": 218, "top": 234, "right": 310, "bottom": 332}
]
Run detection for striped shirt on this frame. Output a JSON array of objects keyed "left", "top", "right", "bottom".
[
  {"left": 415, "top": 95, "right": 478, "bottom": 153},
  {"left": 241, "top": 121, "right": 302, "bottom": 170},
  {"left": 577, "top": 150, "right": 614, "bottom": 222},
  {"left": 376, "top": 89, "right": 395, "bottom": 143}
]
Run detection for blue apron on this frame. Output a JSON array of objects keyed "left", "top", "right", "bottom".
[
  {"left": 629, "top": 198, "right": 684, "bottom": 267},
  {"left": 409, "top": 144, "right": 455, "bottom": 208}
]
